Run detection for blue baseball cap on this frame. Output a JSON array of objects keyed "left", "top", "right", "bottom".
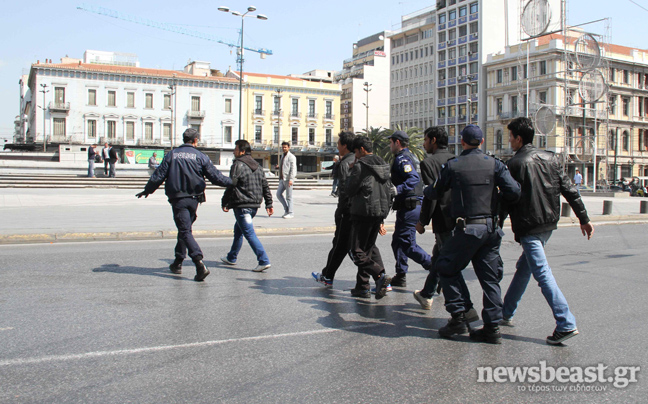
[{"left": 461, "top": 125, "right": 483, "bottom": 146}]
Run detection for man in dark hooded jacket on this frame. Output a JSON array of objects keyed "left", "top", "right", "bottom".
[
  {"left": 345, "top": 136, "right": 393, "bottom": 300},
  {"left": 221, "top": 139, "right": 274, "bottom": 272}
]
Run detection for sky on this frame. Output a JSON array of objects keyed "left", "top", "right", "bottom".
[{"left": 1, "top": 0, "right": 647, "bottom": 143}]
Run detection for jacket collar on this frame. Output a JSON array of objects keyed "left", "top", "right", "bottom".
[{"left": 516, "top": 143, "right": 536, "bottom": 155}]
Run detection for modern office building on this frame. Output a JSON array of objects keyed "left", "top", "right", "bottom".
[{"left": 335, "top": 32, "right": 392, "bottom": 133}]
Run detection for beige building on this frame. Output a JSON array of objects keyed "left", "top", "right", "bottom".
[{"left": 484, "top": 32, "right": 648, "bottom": 185}]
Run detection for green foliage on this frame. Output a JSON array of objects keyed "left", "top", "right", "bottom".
[{"left": 357, "top": 125, "right": 427, "bottom": 164}]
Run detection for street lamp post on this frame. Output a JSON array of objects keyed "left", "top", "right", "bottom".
[
  {"left": 363, "top": 81, "right": 371, "bottom": 133},
  {"left": 168, "top": 76, "right": 176, "bottom": 148},
  {"left": 275, "top": 88, "right": 282, "bottom": 174},
  {"left": 218, "top": 5, "right": 268, "bottom": 142},
  {"left": 40, "top": 83, "right": 49, "bottom": 152}
]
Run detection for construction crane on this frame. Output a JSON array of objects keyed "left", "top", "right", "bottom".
[{"left": 76, "top": 4, "right": 273, "bottom": 57}]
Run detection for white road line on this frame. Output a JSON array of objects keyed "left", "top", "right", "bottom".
[{"left": 0, "top": 323, "right": 381, "bottom": 367}]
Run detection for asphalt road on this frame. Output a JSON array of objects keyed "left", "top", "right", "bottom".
[{"left": 0, "top": 223, "right": 646, "bottom": 403}]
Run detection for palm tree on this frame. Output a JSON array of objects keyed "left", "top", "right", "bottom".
[
  {"left": 358, "top": 126, "right": 390, "bottom": 162},
  {"left": 382, "top": 125, "right": 427, "bottom": 164}
]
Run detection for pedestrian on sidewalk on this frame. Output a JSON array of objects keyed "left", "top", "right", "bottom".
[
  {"left": 136, "top": 128, "right": 232, "bottom": 282},
  {"left": 326, "top": 155, "right": 340, "bottom": 197},
  {"left": 345, "top": 136, "right": 394, "bottom": 300},
  {"left": 101, "top": 143, "right": 110, "bottom": 176},
  {"left": 312, "top": 132, "right": 356, "bottom": 287},
  {"left": 87, "top": 144, "right": 97, "bottom": 178},
  {"left": 276, "top": 141, "right": 296, "bottom": 219},
  {"left": 221, "top": 139, "right": 274, "bottom": 273},
  {"left": 148, "top": 152, "right": 160, "bottom": 169},
  {"left": 500, "top": 117, "right": 594, "bottom": 345},
  {"left": 108, "top": 146, "right": 118, "bottom": 178},
  {"left": 574, "top": 168, "right": 583, "bottom": 195}
]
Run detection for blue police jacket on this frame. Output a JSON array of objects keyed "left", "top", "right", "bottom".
[{"left": 391, "top": 148, "right": 424, "bottom": 205}]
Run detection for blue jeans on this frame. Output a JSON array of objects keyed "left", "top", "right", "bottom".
[
  {"left": 502, "top": 231, "right": 577, "bottom": 332},
  {"left": 276, "top": 180, "right": 293, "bottom": 214},
  {"left": 226, "top": 208, "right": 270, "bottom": 266},
  {"left": 88, "top": 159, "right": 95, "bottom": 177}
]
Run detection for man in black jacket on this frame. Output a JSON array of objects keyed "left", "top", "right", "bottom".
[
  {"left": 413, "top": 127, "right": 456, "bottom": 309},
  {"left": 221, "top": 139, "right": 274, "bottom": 272},
  {"left": 136, "top": 128, "right": 232, "bottom": 281},
  {"left": 108, "top": 146, "right": 118, "bottom": 177},
  {"left": 346, "top": 136, "right": 393, "bottom": 299},
  {"left": 312, "top": 132, "right": 356, "bottom": 287},
  {"left": 501, "top": 117, "right": 594, "bottom": 345}
]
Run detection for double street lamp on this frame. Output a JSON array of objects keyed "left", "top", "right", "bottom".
[
  {"left": 363, "top": 81, "right": 372, "bottom": 133},
  {"left": 218, "top": 5, "right": 268, "bottom": 141}
]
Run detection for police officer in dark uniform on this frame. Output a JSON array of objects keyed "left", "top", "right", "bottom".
[
  {"left": 388, "top": 130, "right": 433, "bottom": 287},
  {"left": 424, "top": 125, "right": 520, "bottom": 344},
  {"left": 136, "top": 128, "right": 232, "bottom": 282}
]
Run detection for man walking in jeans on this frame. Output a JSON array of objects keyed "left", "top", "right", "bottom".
[
  {"left": 501, "top": 117, "right": 594, "bottom": 345},
  {"left": 221, "top": 139, "right": 273, "bottom": 272},
  {"left": 276, "top": 141, "right": 296, "bottom": 219}
]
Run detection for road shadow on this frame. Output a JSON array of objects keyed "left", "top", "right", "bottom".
[{"left": 91, "top": 263, "right": 188, "bottom": 281}]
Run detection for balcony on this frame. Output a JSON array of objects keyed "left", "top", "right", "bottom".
[
  {"left": 272, "top": 110, "right": 283, "bottom": 117},
  {"left": 252, "top": 109, "right": 266, "bottom": 118},
  {"left": 306, "top": 112, "right": 318, "bottom": 121},
  {"left": 187, "top": 110, "right": 205, "bottom": 119},
  {"left": 290, "top": 112, "right": 301, "bottom": 119},
  {"left": 323, "top": 113, "right": 335, "bottom": 121},
  {"left": 49, "top": 102, "right": 70, "bottom": 112}
]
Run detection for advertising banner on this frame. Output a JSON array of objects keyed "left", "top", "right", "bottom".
[{"left": 124, "top": 149, "right": 165, "bottom": 164}]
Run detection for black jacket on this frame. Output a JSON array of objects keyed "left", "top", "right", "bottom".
[
  {"left": 336, "top": 152, "right": 355, "bottom": 212},
  {"left": 108, "top": 147, "right": 118, "bottom": 163},
  {"left": 87, "top": 146, "right": 96, "bottom": 160},
  {"left": 419, "top": 147, "right": 455, "bottom": 233},
  {"left": 222, "top": 154, "right": 272, "bottom": 209},
  {"left": 346, "top": 154, "right": 393, "bottom": 219},
  {"left": 144, "top": 144, "right": 231, "bottom": 200},
  {"left": 503, "top": 144, "right": 589, "bottom": 238}
]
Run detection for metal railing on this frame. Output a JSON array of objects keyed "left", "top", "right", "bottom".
[
  {"left": 48, "top": 102, "right": 70, "bottom": 111},
  {"left": 186, "top": 110, "right": 205, "bottom": 118}
]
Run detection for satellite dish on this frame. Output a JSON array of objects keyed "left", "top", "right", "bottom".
[
  {"left": 579, "top": 70, "right": 607, "bottom": 103},
  {"left": 521, "top": 0, "right": 552, "bottom": 38},
  {"left": 534, "top": 105, "right": 556, "bottom": 135},
  {"left": 574, "top": 33, "right": 601, "bottom": 70}
]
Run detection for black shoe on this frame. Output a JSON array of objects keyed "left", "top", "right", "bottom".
[
  {"left": 374, "top": 274, "right": 392, "bottom": 300},
  {"left": 546, "top": 328, "right": 579, "bottom": 345},
  {"left": 391, "top": 273, "right": 406, "bottom": 287},
  {"left": 169, "top": 258, "right": 183, "bottom": 274},
  {"left": 193, "top": 260, "right": 210, "bottom": 282},
  {"left": 470, "top": 323, "right": 502, "bottom": 344},
  {"left": 439, "top": 312, "right": 469, "bottom": 338},
  {"left": 350, "top": 288, "right": 371, "bottom": 299}
]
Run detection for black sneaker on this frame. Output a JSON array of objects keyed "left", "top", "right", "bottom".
[
  {"left": 374, "top": 274, "right": 393, "bottom": 300},
  {"left": 391, "top": 273, "right": 406, "bottom": 287},
  {"left": 193, "top": 260, "right": 210, "bottom": 282},
  {"left": 439, "top": 312, "right": 469, "bottom": 338},
  {"left": 546, "top": 328, "right": 579, "bottom": 345},
  {"left": 350, "top": 288, "right": 371, "bottom": 299},
  {"left": 470, "top": 323, "right": 502, "bottom": 344},
  {"left": 169, "top": 258, "right": 183, "bottom": 274}
]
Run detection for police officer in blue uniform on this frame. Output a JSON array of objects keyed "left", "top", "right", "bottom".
[
  {"left": 389, "top": 130, "right": 433, "bottom": 287},
  {"left": 136, "top": 128, "right": 232, "bottom": 282},
  {"left": 424, "top": 125, "right": 520, "bottom": 344}
]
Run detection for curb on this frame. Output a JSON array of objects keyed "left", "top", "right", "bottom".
[{"left": 0, "top": 216, "right": 646, "bottom": 245}]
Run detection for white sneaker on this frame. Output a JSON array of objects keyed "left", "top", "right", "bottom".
[
  {"left": 220, "top": 256, "right": 236, "bottom": 265},
  {"left": 283, "top": 214, "right": 294, "bottom": 219},
  {"left": 253, "top": 263, "right": 271, "bottom": 272},
  {"left": 413, "top": 290, "right": 433, "bottom": 310}
]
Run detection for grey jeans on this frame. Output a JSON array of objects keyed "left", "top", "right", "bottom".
[{"left": 276, "top": 179, "right": 293, "bottom": 214}]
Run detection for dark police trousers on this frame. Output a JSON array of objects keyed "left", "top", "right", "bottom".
[
  {"left": 436, "top": 218, "right": 504, "bottom": 324},
  {"left": 171, "top": 197, "right": 203, "bottom": 261},
  {"left": 420, "top": 230, "right": 454, "bottom": 298},
  {"left": 321, "top": 207, "right": 352, "bottom": 281},
  {"left": 349, "top": 217, "right": 385, "bottom": 291},
  {"left": 392, "top": 204, "right": 432, "bottom": 275}
]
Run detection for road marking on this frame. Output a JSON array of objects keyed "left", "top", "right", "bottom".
[
  {"left": 0, "top": 323, "right": 381, "bottom": 367},
  {"left": 0, "top": 327, "right": 14, "bottom": 331}
]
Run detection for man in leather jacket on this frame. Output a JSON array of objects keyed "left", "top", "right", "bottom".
[{"left": 500, "top": 117, "right": 594, "bottom": 345}]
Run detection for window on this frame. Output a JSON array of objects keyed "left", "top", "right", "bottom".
[
  {"left": 190, "top": 124, "right": 201, "bottom": 135},
  {"left": 164, "top": 94, "right": 171, "bottom": 110},
  {"left": 126, "top": 122, "right": 135, "bottom": 140},
  {"left": 511, "top": 95, "right": 518, "bottom": 113},
  {"left": 309, "top": 128, "right": 315, "bottom": 145},
  {"left": 127, "top": 92, "right": 135, "bottom": 108},
  {"left": 458, "top": 84, "right": 467, "bottom": 96},
  {"left": 191, "top": 96, "right": 200, "bottom": 112},
  {"left": 610, "top": 94, "right": 617, "bottom": 115},
  {"left": 163, "top": 123, "right": 172, "bottom": 142},
  {"left": 439, "top": 69, "right": 446, "bottom": 80},
  {"left": 511, "top": 66, "right": 518, "bottom": 81},
  {"left": 470, "top": 2, "right": 478, "bottom": 13},
  {"left": 108, "top": 90, "right": 116, "bottom": 107},
  {"left": 624, "top": 70, "right": 630, "bottom": 84},
  {"left": 622, "top": 130, "right": 630, "bottom": 151},
  {"left": 438, "top": 50, "right": 446, "bottom": 62},
  {"left": 308, "top": 99, "right": 316, "bottom": 117},
  {"left": 538, "top": 133, "right": 547, "bottom": 148},
  {"left": 448, "top": 48, "right": 456, "bottom": 60},
  {"left": 88, "top": 89, "right": 96, "bottom": 106},
  {"left": 145, "top": 93, "right": 153, "bottom": 109},
  {"left": 539, "top": 60, "right": 547, "bottom": 75},
  {"left": 87, "top": 120, "right": 96, "bottom": 138},
  {"left": 448, "top": 86, "right": 457, "bottom": 97},
  {"left": 225, "top": 98, "right": 232, "bottom": 113},
  {"left": 495, "top": 130, "right": 503, "bottom": 150},
  {"left": 643, "top": 130, "right": 648, "bottom": 150},
  {"left": 496, "top": 98, "right": 503, "bottom": 116},
  {"left": 107, "top": 121, "right": 116, "bottom": 138},
  {"left": 291, "top": 127, "right": 298, "bottom": 144},
  {"left": 54, "top": 87, "right": 65, "bottom": 105},
  {"left": 523, "top": 64, "right": 528, "bottom": 79},
  {"left": 438, "top": 31, "right": 446, "bottom": 43},
  {"left": 469, "top": 62, "right": 478, "bottom": 74},
  {"left": 497, "top": 69, "right": 503, "bottom": 83},
  {"left": 326, "top": 128, "right": 332, "bottom": 144},
  {"left": 438, "top": 13, "right": 446, "bottom": 24},
  {"left": 291, "top": 98, "right": 299, "bottom": 116},
  {"left": 459, "top": 6, "right": 467, "bottom": 17},
  {"left": 255, "top": 95, "right": 263, "bottom": 114},
  {"left": 610, "top": 68, "right": 616, "bottom": 82},
  {"left": 438, "top": 107, "right": 446, "bottom": 118},
  {"left": 144, "top": 122, "right": 153, "bottom": 141},
  {"left": 539, "top": 91, "right": 547, "bottom": 104},
  {"left": 469, "top": 42, "right": 478, "bottom": 54},
  {"left": 325, "top": 101, "right": 333, "bottom": 118},
  {"left": 53, "top": 118, "right": 66, "bottom": 137},
  {"left": 449, "top": 9, "right": 456, "bottom": 20},
  {"left": 623, "top": 97, "right": 630, "bottom": 116},
  {"left": 255, "top": 125, "right": 262, "bottom": 143},
  {"left": 274, "top": 96, "right": 281, "bottom": 113},
  {"left": 609, "top": 130, "right": 616, "bottom": 150},
  {"left": 273, "top": 127, "right": 279, "bottom": 144},
  {"left": 448, "top": 29, "right": 456, "bottom": 41},
  {"left": 438, "top": 88, "right": 446, "bottom": 99},
  {"left": 459, "top": 25, "right": 467, "bottom": 38},
  {"left": 448, "top": 105, "right": 456, "bottom": 117},
  {"left": 224, "top": 126, "right": 232, "bottom": 143},
  {"left": 470, "top": 22, "right": 478, "bottom": 34}
]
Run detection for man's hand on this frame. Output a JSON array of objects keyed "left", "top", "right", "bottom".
[
  {"left": 416, "top": 221, "right": 426, "bottom": 234},
  {"left": 581, "top": 222, "right": 594, "bottom": 240},
  {"left": 288, "top": 180, "right": 293, "bottom": 187},
  {"left": 135, "top": 191, "right": 149, "bottom": 199},
  {"left": 222, "top": 206, "right": 229, "bottom": 213},
  {"left": 267, "top": 207, "right": 274, "bottom": 217},
  {"left": 379, "top": 223, "right": 387, "bottom": 236}
]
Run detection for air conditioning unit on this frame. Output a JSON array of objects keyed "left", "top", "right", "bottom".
[
  {"left": 467, "top": 75, "right": 474, "bottom": 80},
  {"left": 468, "top": 51, "right": 473, "bottom": 56},
  {"left": 458, "top": 76, "right": 464, "bottom": 80},
  {"left": 447, "top": 41, "right": 451, "bottom": 46},
  {"left": 459, "top": 114, "right": 466, "bottom": 119}
]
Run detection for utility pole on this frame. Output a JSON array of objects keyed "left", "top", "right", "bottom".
[
  {"left": 168, "top": 76, "right": 177, "bottom": 148},
  {"left": 275, "top": 88, "right": 282, "bottom": 174},
  {"left": 363, "top": 81, "right": 372, "bottom": 133},
  {"left": 40, "top": 83, "right": 49, "bottom": 152}
]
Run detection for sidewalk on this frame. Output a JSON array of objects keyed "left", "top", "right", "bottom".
[{"left": 1, "top": 188, "right": 646, "bottom": 243}]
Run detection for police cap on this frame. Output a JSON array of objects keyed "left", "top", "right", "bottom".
[
  {"left": 461, "top": 125, "right": 483, "bottom": 146},
  {"left": 388, "top": 130, "right": 409, "bottom": 143}
]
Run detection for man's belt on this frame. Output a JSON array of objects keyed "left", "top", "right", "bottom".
[{"left": 457, "top": 217, "right": 492, "bottom": 225}]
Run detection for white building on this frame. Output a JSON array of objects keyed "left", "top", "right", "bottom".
[{"left": 19, "top": 52, "right": 240, "bottom": 152}]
